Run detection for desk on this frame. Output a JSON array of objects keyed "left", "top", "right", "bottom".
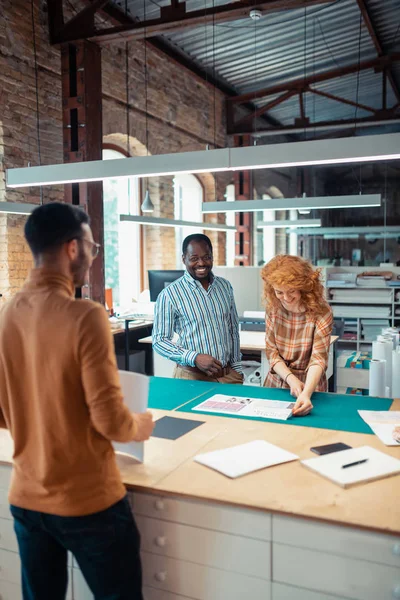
[
  {"left": 0, "top": 384, "right": 399, "bottom": 600},
  {"left": 111, "top": 319, "right": 153, "bottom": 372},
  {"left": 139, "top": 332, "right": 339, "bottom": 388}
]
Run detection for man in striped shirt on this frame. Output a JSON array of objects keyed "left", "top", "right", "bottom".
[{"left": 153, "top": 234, "right": 243, "bottom": 383}]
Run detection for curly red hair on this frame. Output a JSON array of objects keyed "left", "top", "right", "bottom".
[{"left": 261, "top": 255, "right": 328, "bottom": 317}]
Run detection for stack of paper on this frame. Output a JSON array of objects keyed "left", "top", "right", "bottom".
[
  {"left": 194, "top": 440, "right": 298, "bottom": 478},
  {"left": 112, "top": 370, "right": 149, "bottom": 462},
  {"left": 193, "top": 394, "right": 295, "bottom": 421},
  {"left": 301, "top": 446, "right": 400, "bottom": 488},
  {"left": 358, "top": 410, "right": 400, "bottom": 446}
]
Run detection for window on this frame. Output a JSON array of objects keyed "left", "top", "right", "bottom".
[
  {"left": 103, "top": 148, "right": 140, "bottom": 310},
  {"left": 225, "top": 184, "right": 236, "bottom": 266},
  {"left": 254, "top": 194, "right": 276, "bottom": 266},
  {"left": 174, "top": 173, "right": 203, "bottom": 266}
]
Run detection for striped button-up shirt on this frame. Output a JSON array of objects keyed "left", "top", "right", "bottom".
[{"left": 153, "top": 270, "right": 242, "bottom": 372}]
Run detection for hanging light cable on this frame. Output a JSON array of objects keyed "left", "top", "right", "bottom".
[
  {"left": 140, "top": 0, "right": 154, "bottom": 214},
  {"left": 125, "top": 1, "right": 130, "bottom": 158},
  {"left": 31, "top": 0, "right": 42, "bottom": 205}
]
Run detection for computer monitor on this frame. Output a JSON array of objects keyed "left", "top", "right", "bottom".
[{"left": 148, "top": 270, "right": 184, "bottom": 302}]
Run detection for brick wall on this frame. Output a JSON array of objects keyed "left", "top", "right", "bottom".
[{"left": 0, "top": 0, "right": 229, "bottom": 302}]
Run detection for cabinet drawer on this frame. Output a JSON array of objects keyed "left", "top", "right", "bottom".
[
  {"left": 137, "top": 515, "right": 270, "bottom": 580},
  {"left": 144, "top": 587, "right": 195, "bottom": 600},
  {"left": 0, "top": 468, "right": 11, "bottom": 491},
  {"left": 273, "top": 515, "right": 400, "bottom": 567},
  {"left": 71, "top": 568, "right": 93, "bottom": 600},
  {"left": 272, "top": 582, "right": 351, "bottom": 600},
  {"left": 131, "top": 493, "right": 271, "bottom": 540},
  {"left": 0, "top": 520, "right": 17, "bottom": 553},
  {"left": 274, "top": 543, "right": 400, "bottom": 600},
  {"left": 0, "top": 580, "right": 22, "bottom": 600},
  {"left": 70, "top": 570, "right": 196, "bottom": 600},
  {"left": 142, "top": 551, "right": 271, "bottom": 600},
  {"left": 0, "top": 549, "right": 20, "bottom": 585},
  {"left": 0, "top": 498, "right": 11, "bottom": 522}
]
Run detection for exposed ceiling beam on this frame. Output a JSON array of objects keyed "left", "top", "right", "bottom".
[
  {"left": 50, "top": 0, "right": 334, "bottom": 45},
  {"left": 83, "top": 0, "right": 284, "bottom": 131},
  {"left": 228, "top": 54, "right": 400, "bottom": 105},
  {"left": 230, "top": 115, "right": 400, "bottom": 136},
  {"left": 308, "top": 88, "right": 377, "bottom": 114},
  {"left": 355, "top": 0, "right": 400, "bottom": 104},
  {"left": 234, "top": 90, "right": 297, "bottom": 126}
]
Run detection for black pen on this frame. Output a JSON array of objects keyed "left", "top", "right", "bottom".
[{"left": 341, "top": 458, "right": 368, "bottom": 469}]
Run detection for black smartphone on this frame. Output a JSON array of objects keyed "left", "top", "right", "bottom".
[{"left": 310, "top": 442, "right": 352, "bottom": 455}]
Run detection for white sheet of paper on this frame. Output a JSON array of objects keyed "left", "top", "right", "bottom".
[
  {"left": 358, "top": 410, "right": 400, "bottom": 445},
  {"left": 194, "top": 439, "right": 298, "bottom": 478},
  {"left": 0, "top": 430, "right": 14, "bottom": 463},
  {"left": 193, "top": 394, "right": 295, "bottom": 421},
  {"left": 112, "top": 370, "right": 149, "bottom": 463},
  {"left": 301, "top": 446, "right": 400, "bottom": 488},
  {"left": 358, "top": 410, "right": 400, "bottom": 424},
  {"left": 368, "top": 423, "right": 400, "bottom": 446}
]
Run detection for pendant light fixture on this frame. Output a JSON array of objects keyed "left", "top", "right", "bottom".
[
  {"left": 140, "top": 189, "right": 154, "bottom": 213},
  {"left": 202, "top": 194, "right": 381, "bottom": 214},
  {"left": 140, "top": 1, "right": 154, "bottom": 214},
  {"left": 7, "top": 133, "right": 400, "bottom": 188},
  {"left": 258, "top": 218, "right": 321, "bottom": 229}
]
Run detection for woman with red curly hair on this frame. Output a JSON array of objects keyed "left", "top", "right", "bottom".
[{"left": 261, "top": 255, "right": 333, "bottom": 416}]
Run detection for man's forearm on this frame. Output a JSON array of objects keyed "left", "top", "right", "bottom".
[{"left": 153, "top": 337, "right": 197, "bottom": 367}]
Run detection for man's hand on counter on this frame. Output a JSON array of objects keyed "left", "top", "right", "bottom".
[{"left": 133, "top": 411, "right": 155, "bottom": 441}]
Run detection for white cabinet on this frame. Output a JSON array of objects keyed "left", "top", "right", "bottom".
[
  {"left": 133, "top": 491, "right": 271, "bottom": 600},
  {"left": 272, "top": 515, "right": 400, "bottom": 600},
  {"left": 70, "top": 568, "right": 93, "bottom": 600},
  {"left": 0, "top": 519, "right": 18, "bottom": 553},
  {"left": 141, "top": 551, "right": 271, "bottom": 600},
  {"left": 321, "top": 266, "right": 400, "bottom": 351},
  {"left": 0, "top": 580, "right": 23, "bottom": 600},
  {"left": 273, "top": 543, "right": 400, "bottom": 600},
  {"left": 0, "top": 549, "right": 20, "bottom": 585},
  {"left": 272, "top": 583, "right": 351, "bottom": 600},
  {"left": 132, "top": 492, "right": 271, "bottom": 540},
  {"left": 143, "top": 587, "right": 195, "bottom": 600},
  {"left": 273, "top": 515, "right": 400, "bottom": 568},
  {"left": 136, "top": 515, "right": 270, "bottom": 579},
  {"left": 0, "top": 470, "right": 397, "bottom": 600}
]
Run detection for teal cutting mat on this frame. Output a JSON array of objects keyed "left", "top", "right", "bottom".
[
  {"left": 175, "top": 382, "right": 393, "bottom": 434},
  {"left": 148, "top": 377, "right": 212, "bottom": 410}
]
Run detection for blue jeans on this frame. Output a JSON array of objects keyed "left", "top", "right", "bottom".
[{"left": 10, "top": 495, "right": 143, "bottom": 600}]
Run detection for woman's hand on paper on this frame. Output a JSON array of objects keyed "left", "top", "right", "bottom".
[
  {"left": 288, "top": 375, "right": 304, "bottom": 398},
  {"left": 292, "top": 393, "right": 313, "bottom": 417},
  {"left": 133, "top": 411, "right": 155, "bottom": 441},
  {"left": 393, "top": 426, "right": 400, "bottom": 443}
]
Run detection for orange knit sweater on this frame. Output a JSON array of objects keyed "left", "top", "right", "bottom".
[{"left": 0, "top": 268, "right": 137, "bottom": 516}]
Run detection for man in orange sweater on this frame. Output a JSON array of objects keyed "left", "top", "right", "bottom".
[{"left": 0, "top": 202, "right": 154, "bottom": 600}]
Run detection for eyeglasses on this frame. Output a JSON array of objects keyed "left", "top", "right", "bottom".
[
  {"left": 68, "top": 236, "right": 101, "bottom": 258},
  {"left": 81, "top": 239, "right": 101, "bottom": 258}
]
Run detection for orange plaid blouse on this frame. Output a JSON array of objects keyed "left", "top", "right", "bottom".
[{"left": 264, "top": 305, "right": 333, "bottom": 391}]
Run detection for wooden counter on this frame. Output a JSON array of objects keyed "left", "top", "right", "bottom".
[{"left": 0, "top": 396, "right": 399, "bottom": 600}]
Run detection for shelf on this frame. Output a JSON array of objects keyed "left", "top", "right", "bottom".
[
  {"left": 329, "top": 300, "right": 392, "bottom": 305},
  {"left": 333, "top": 316, "right": 392, "bottom": 319},
  {"left": 327, "top": 285, "right": 397, "bottom": 289}
]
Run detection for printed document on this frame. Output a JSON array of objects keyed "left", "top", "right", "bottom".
[{"left": 193, "top": 394, "right": 295, "bottom": 421}]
